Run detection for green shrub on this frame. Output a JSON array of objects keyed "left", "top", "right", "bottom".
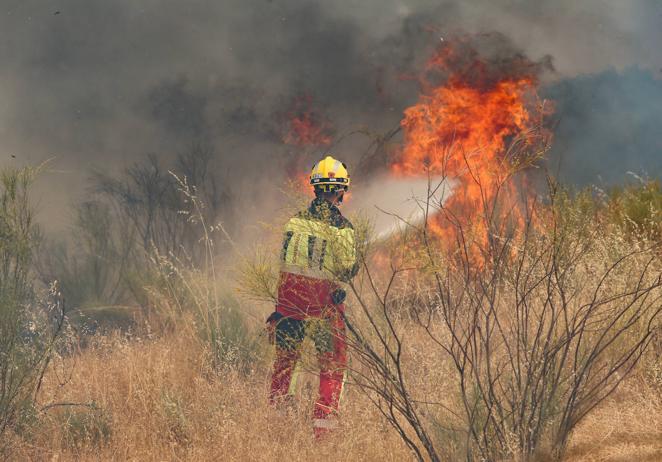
[
  {"left": 0, "top": 167, "right": 66, "bottom": 450},
  {"left": 607, "top": 179, "right": 662, "bottom": 241},
  {"left": 56, "top": 405, "right": 111, "bottom": 450}
]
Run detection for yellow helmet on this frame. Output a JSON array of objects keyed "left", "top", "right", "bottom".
[{"left": 310, "top": 155, "right": 350, "bottom": 192}]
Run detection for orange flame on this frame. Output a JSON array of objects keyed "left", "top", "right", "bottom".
[
  {"left": 280, "top": 95, "right": 335, "bottom": 196},
  {"left": 283, "top": 95, "right": 333, "bottom": 147},
  {"left": 392, "top": 39, "right": 551, "bottom": 263}
]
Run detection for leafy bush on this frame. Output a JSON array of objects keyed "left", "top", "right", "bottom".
[
  {"left": 606, "top": 178, "right": 662, "bottom": 242},
  {"left": 0, "top": 167, "right": 67, "bottom": 448}
]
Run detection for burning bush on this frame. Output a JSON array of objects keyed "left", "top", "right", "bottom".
[
  {"left": 344, "top": 170, "right": 662, "bottom": 462},
  {"left": 281, "top": 94, "right": 334, "bottom": 147},
  {"left": 391, "top": 35, "right": 553, "bottom": 266},
  {"left": 338, "top": 38, "right": 661, "bottom": 461}
]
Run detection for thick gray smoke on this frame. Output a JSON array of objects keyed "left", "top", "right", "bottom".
[
  {"left": 545, "top": 68, "right": 662, "bottom": 185},
  {"left": 0, "top": 0, "right": 660, "bottom": 232}
]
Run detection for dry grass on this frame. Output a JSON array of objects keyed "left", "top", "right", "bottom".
[
  {"left": 5, "top": 324, "right": 412, "bottom": 461},
  {"left": 4, "top": 318, "right": 660, "bottom": 461},
  {"left": 565, "top": 380, "right": 662, "bottom": 462}
]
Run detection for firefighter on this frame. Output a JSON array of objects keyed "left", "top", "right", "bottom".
[{"left": 266, "top": 155, "right": 358, "bottom": 438}]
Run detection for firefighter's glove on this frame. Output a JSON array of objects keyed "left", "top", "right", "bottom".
[
  {"left": 331, "top": 288, "right": 347, "bottom": 305},
  {"left": 265, "top": 311, "right": 283, "bottom": 345}
]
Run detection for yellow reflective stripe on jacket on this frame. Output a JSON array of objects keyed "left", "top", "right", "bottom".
[{"left": 281, "top": 216, "right": 356, "bottom": 280}]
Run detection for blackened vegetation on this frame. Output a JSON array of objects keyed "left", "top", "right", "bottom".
[{"left": 37, "top": 145, "right": 233, "bottom": 313}]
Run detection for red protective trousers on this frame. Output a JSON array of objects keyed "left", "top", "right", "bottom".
[{"left": 269, "top": 309, "right": 347, "bottom": 438}]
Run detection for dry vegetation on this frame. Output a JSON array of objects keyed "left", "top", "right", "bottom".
[
  {"left": 4, "top": 327, "right": 414, "bottom": 461},
  {"left": 1, "top": 159, "right": 661, "bottom": 461},
  {"left": 4, "top": 314, "right": 660, "bottom": 461}
]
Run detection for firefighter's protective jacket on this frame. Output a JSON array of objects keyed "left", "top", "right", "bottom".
[{"left": 276, "top": 198, "right": 358, "bottom": 319}]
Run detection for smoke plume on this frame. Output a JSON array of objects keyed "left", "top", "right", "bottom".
[{"left": 0, "top": 0, "right": 659, "bottom": 232}]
